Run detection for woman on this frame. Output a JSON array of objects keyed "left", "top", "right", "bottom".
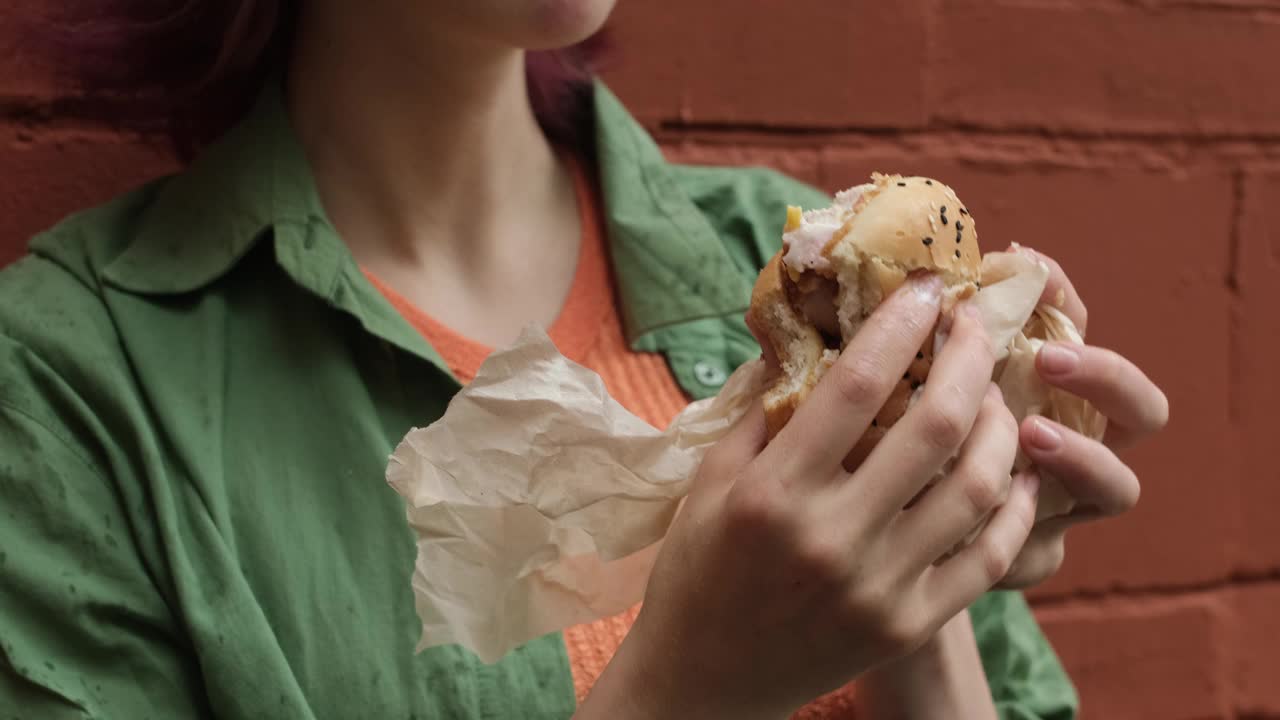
[{"left": 0, "top": 1, "right": 1168, "bottom": 717}]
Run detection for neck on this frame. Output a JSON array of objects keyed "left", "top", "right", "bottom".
[
  {"left": 283, "top": 5, "right": 586, "bottom": 348},
  {"left": 286, "top": 7, "right": 568, "bottom": 268}
]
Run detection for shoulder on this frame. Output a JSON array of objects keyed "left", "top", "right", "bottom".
[
  {"left": 666, "top": 162, "right": 831, "bottom": 275},
  {"left": 0, "top": 180, "right": 168, "bottom": 431}
]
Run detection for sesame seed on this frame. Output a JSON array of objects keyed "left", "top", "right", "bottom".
[
  {"left": 955, "top": 249, "right": 961, "bottom": 258},
  {"left": 897, "top": 182, "right": 907, "bottom": 187},
  {"left": 942, "top": 216, "right": 949, "bottom": 226},
  {"left": 960, "top": 208, "right": 969, "bottom": 216},
  {"left": 922, "top": 237, "right": 934, "bottom": 246},
  {"left": 956, "top": 221, "right": 965, "bottom": 232},
  {"left": 925, "top": 180, "right": 934, "bottom": 186},
  {"left": 941, "top": 206, "right": 947, "bottom": 214}
]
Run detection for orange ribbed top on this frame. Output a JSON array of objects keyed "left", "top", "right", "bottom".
[{"left": 366, "top": 156, "right": 858, "bottom": 718}]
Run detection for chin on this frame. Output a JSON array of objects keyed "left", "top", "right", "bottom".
[
  {"left": 404, "top": 0, "right": 615, "bottom": 54},
  {"left": 520, "top": 0, "right": 617, "bottom": 49}
]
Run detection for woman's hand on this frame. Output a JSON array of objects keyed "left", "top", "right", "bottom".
[
  {"left": 997, "top": 247, "right": 1169, "bottom": 589},
  {"left": 578, "top": 275, "right": 1039, "bottom": 720}
]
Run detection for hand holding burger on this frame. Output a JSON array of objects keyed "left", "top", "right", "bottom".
[
  {"left": 999, "top": 246, "right": 1167, "bottom": 588},
  {"left": 580, "top": 174, "right": 1167, "bottom": 719},
  {"left": 747, "top": 172, "right": 1166, "bottom": 586},
  {"left": 583, "top": 176, "right": 1040, "bottom": 719}
]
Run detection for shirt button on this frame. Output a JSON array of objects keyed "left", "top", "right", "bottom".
[{"left": 693, "top": 360, "right": 727, "bottom": 387}]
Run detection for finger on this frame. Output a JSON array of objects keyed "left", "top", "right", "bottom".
[
  {"left": 1037, "top": 343, "right": 1169, "bottom": 450},
  {"left": 925, "top": 472, "right": 1039, "bottom": 616},
  {"left": 997, "top": 498, "right": 1118, "bottom": 589},
  {"left": 890, "top": 381, "right": 1018, "bottom": 566},
  {"left": 1015, "top": 246, "right": 1088, "bottom": 333},
  {"left": 696, "top": 399, "right": 769, "bottom": 496},
  {"left": 894, "top": 384, "right": 1019, "bottom": 568},
  {"left": 851, "top": 302, "right": 996, "bottom": 516},
  {"left": 766, "top": 273, "right": 943, "bottom": 478},
  {"left": 1021, "top": 416, "right": 1140, "bottom": 516},
  {"left": 993, "top": 516, "right": 1070, "bottom": 590}
]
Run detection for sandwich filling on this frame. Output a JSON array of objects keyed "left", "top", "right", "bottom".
[{"left": 781, "top": 185, "right": 870, "bottom": 351}]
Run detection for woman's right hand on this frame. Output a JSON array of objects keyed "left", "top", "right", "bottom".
[{"left": 578, "top": 274, "right": 1040, "bottom": 720}]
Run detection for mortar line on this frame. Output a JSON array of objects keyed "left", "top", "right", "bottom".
[
  {"left": 648, "top": 122, "right": 1280, "bottom": 148},
  {"left": 1227, "top": 170, "right": 1247, "bottom": 427},
  {"left": 1029, "top": 567, "right": 1280, "bottom": 610},
  {"left": 9, "top": 101, "right": 1280, "bottom": 153}
]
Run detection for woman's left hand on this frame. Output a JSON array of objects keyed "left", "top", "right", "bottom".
[
  {"left": 997, "top": 247, "right": 1169, "bottom": 589},
  {"left": 849, "top": 248, "right": 1168, "bottom": 718}
]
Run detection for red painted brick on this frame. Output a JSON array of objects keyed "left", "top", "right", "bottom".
[
  {"left": 933, "top": 1, "right": 1280, "bottom": 136},
  {"left": 824, "top": 146, "right": 1237, "bottom": 592},
  {"left": 603, "top": 1, "right": 928, "bottom": 129},
  {"left": 0, "top": 128, "right": 176, "bottom": 266},
  {"left": 0, "top": 2, "right": 64, "bottom": 102},
  {"left": 1037, "top": 595, "right": 1230, "bottom": 720},
  {"left": 1228, "top": 583, "right": 1280, "bottom": 715},
  {"left": 1236, "top": 172, "right": 1280, "bottom": 575},
  {"left": 659, "top": 141, "right": 823, "bottom": 188}
]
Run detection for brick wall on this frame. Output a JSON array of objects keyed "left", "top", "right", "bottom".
[{"left": 2, "top": 2, "right": 1277, "bottom": 718}]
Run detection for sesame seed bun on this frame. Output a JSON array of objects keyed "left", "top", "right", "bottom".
[{"left": 830, "top": 174, "right": 981, "bottom": 285}]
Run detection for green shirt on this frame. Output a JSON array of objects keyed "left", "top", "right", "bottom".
[{"left": 0, "top": 81, "right": 1078, "bottom": 719}]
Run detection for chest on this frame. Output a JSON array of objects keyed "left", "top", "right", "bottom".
[
  {"left": 132, "top": 280, "right": 756, "bottom": 718},
  {"left": 223, "top": 325, "right": 580, "bottom": 718}
]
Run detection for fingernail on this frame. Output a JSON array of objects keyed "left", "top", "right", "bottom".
[
  {"left": 1028, "top": 417, "right": 1063, "bottom": 452},
  {"left": 1039, "top": 343, "right": 1080, "bottom": 376}
]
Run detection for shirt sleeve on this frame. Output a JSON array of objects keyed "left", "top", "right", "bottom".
[
  {"left": 970, "top": 591, "right": 1079, "bottom": 720},
  {"left": 0, "top": 402, "right": 210, "bottom": 718}
]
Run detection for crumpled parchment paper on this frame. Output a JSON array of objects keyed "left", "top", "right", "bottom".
[{"left": 385, "top": 250, "right": 1104, "bottom": 663}]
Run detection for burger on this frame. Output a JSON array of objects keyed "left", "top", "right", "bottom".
[{"left": 748, "top": 172, "right": 985, "bottom": 466}]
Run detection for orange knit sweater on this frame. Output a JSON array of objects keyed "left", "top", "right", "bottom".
[{"left": 366, "top": 157, "right": 858, "bottom": 718}]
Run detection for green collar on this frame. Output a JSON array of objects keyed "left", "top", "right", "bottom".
[
  {"left": 101, "top": 81, "right": 339, "bottom": 297},
  {"left": 101, "top": 79, "right": 751, "bottom": 348},
  {"left": 589, "top": 84, "right": 753, "bottom": 340}
]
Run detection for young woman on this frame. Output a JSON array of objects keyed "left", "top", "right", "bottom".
[{"left": 0, "top": 1, "right": 1167, "bottom": 717}]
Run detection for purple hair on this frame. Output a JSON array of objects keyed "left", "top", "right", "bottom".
[{"left": 34, "top": 1, "right": 606, "bottom": 161}]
